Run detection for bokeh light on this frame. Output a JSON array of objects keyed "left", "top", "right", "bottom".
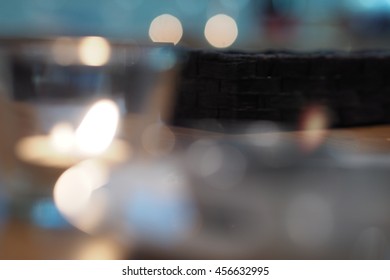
[
  {"left": 108, "top": 161, "right": 198, "bottom": 244},
  {"left": 149, "top": 14, "right": 183, "bottom": 45},
  {"left": 78, "top": 36, "right": 111, "bottom": 66},
  {"left": 54, "top": 167, "right": 94, "bottom": 218},
  {"left": 186, "top": 140, "right": 247, "bottom": 189},
  {"left": 53, "top": 159, "right": 109, "bottom": 233},
  {"left": 76, "top": 159, "right": 110, "bottom": 191},
  {"left": 186, "top": 140, "right": 223, "bottom": 177},
  {"left": 51, "top": 37, "right": 78, "bottom": 66},
  {"left": 299, "top": 105, "right": 330, "bottom": 152},
  {"left": 76, "top": 237, "right": 123, "bottom": 260},
  {"left": 204, "top": 14, "right": 238, "bottom": 48}
]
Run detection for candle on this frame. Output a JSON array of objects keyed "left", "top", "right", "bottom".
[{"left": 15, "top": 99, "right": 131, "bottom": 168}]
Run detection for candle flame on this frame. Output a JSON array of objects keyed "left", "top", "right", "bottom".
[{"left": 75, "top": 99, "right": 120, "bottom": 156}]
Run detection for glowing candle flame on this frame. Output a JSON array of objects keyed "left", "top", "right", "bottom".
[
  {"left": 15, "top": 99, "right": 127, "bottom": 168},
  {"left": 75, "top": 99, "right": 120, "bottom": 156}
]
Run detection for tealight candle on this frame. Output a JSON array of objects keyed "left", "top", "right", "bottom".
[{"left": 15, "top": 99, "right": 131, "bottom": 168}]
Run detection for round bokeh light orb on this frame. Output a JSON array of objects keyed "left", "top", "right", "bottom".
[
  {"left": 204, "top": 14, "right": 238, "bottom": 48},
  {"left": 149, "top": 14, "right": 183, "bottom": 45}
]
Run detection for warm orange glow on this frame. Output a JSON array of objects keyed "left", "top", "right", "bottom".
[
  {"left": 78, "top": 36, "right": 111, "bottom": 66},
  {"left": 299, "top": 105, "right": 330, "bottom": 152},
  {"left": 149, "top": 14, "right": 183, "bottom": 45},
  {"left": 76, "top": 237, "right": 123, "bottom": 259},
  {"left": 204, "top": 14, "right": 238, "bottom": 48}
]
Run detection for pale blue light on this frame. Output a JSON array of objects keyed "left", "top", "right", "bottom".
[
  {"left": 125, "top": 188, "right": 197, "bottom": 244},
  {"left": 31, "top": 198, "right": 69, "bottom": 229}
]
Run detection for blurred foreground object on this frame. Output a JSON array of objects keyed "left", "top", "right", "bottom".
[{"left": 0, "top": 38, "right": 180, "bottom": 173}]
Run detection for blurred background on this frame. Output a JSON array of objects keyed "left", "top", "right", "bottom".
[
  {"left": 1, "top": 0, "right": 390, "bottom": 261},
  {"left": 2, "top": 0, "right": 390, "bottom": 50}
]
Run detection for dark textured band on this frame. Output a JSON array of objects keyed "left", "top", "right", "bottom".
[{"left": 172, "top": 49, "right": 390, "bottom": 128}]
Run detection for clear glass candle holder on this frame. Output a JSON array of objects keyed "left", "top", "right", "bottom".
[{"left": 0, "top": 37, "right": 180, "bottom": 259}]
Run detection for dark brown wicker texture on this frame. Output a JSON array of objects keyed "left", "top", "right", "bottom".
[{"left": 172, "top": 50, "right": 390, "bottom": 128}]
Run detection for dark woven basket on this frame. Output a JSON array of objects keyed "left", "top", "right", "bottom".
[{"left": 172, "top": 49, "right": 390, "bottom": 129}]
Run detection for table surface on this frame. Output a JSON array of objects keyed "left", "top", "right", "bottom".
[{"left": 1, "top": 124, "right": 390, "bottom": 259}]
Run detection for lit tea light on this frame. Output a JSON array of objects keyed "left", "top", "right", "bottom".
[{"left": 16, "top": 99, "right": 131, "bottom": 168}]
